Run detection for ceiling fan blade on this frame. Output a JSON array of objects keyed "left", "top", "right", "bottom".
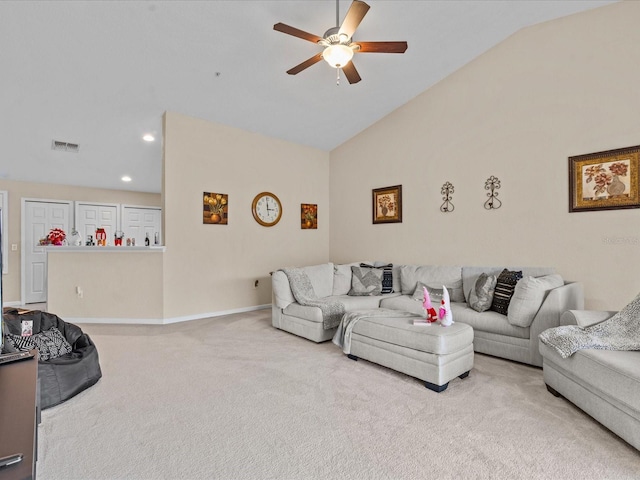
[
  {"left": 342, "top": 61, "right": 362, "bottom": 84},
  {"left": 286, "top": 53, "right": 324, "bottom": 75},
  {"left": 354, "top": 41, "right": 408, "bottom": 54},
  {"left": 274, "top": 23, "right": 322, "bottom": 44},
  {"left": 338, "top": 1, "right": 370, "bottom": 39}
]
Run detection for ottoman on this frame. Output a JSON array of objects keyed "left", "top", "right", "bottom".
[{"left": 347, "top": 314, "right": 474, "bottom": 392}]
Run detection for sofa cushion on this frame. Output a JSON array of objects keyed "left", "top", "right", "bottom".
[
  {"left": 332, "top": 260, "right": 375, "bottom": 295},
  {"left": 399, "top": 265, "right": 464, "bottom": 302},
  {"left": 462, "top": 266, "right": 556, "bottom": 303},
  {"left": 362, "top": 263, "right": 393, "bottom": 294},
  {"left": 349, "top": 266, "right": 383, "bottom": 296},
  {"left": 490, "top": 269, "right": 523, "bottom": 315},
  {"left": 302, "top": 263, "right": 334, "bottom": 298},
  {"left": 333, "top": 262, "right": 358, "bottom": 295},
  {"left": 468, "top": 273, "right": 497, "bottom": 312},
  {"left": 333, "top": 295, "right": 390, "bottom": 310},
  {"left": 411, "top": 282, "right": 444, "bottom": 304},
  {"left": 380, "top": 295, "right": 426, "bottom": 317},
  {"left": 283, "top": 295, "right": 387, "bottom": 322},
  {"left": 507, "top": 274, "right": 564, "bottom": 327},
  {"left": 374, "top": 261, "right": 401, "bottom": 293},
  {"left": 451, "top": 304, "right": 530, "bottom": 339}
]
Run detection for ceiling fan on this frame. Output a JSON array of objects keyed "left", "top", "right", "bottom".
[{"left": 273, "top": 0, "right": 408, "bottom": 85}]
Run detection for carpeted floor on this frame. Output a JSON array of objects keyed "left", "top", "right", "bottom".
[{"left": 37, "top": 310, "right": 640, "bottom": 480}]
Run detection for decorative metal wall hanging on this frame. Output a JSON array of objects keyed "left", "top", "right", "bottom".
[
  {"left": 484, "top": 176, "right": 502, "bottom": 210},
  {"left": 440, "top": 181, "right": 455, "bottom": 213}
]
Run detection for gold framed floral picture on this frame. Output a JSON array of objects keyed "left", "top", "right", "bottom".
[
  {"left": 203, "top": 192, "right": 228, "bottom": 224},
  {"left": 373, "top": 185, "right": 402, "bottom": 224},
  {"left": 301, "top": 204, "right": 317, "bottom": 229},
  {"left": 569, "top": 145, "right": 640, "bottom": 212}
]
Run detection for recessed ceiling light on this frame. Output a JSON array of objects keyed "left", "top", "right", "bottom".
[
  {"left": 121, "top": 176, "right": 132, "bottom": 182},
  {"left": 142, "top": 134, "right": 155, "bottom": 142}
]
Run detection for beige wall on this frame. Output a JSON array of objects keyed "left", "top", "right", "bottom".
[
  {"left": 0, "top": 179, "right": 160, "bottom": 303},
  {"left": 329, "top": 1, "right": 640, "bottom": 311},
  {"left": 47, "top": 250, "right": 164, "bottom": 320},
  {"left": 162, "top": 112, "right": 330, "bottom": 318}
]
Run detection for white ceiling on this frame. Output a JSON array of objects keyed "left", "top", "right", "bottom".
[{"left": 0, "top": 0, "right": 615, "bottom": 193}]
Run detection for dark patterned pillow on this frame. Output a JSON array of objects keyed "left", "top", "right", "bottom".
[
  {"left": 490, "top": 269, "right": 523, "bottom": 315},
  {"left": 361, "top": 263, "right": 393, "bottom": 294},
  {"left": 349, "top": 266, "right": 383, "bottom": 296},
  {"left": 5, "top": 327, "right": 73, "bottom": 361}
]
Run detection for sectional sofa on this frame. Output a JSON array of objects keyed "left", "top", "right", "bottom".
[
  {"left": 540, "top": 309, "right": 640, "bottom": 450},
  {"left": 271, "top": 262, "right": 584, "bottom": 367}
]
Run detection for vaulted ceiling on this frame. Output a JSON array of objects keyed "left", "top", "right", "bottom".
[{"left": 0, "top": 0, "right": 615, "bottom": 193}]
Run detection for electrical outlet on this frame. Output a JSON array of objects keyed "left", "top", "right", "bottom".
[
  {"left": 11, "top": 244, "right": 17, "bottom": 251},
  {"left": 76, "top": 286, "right": 83, "bottom": 298},
  {"left": 254, "top": 280, "right": 259, "bottom": 288}
]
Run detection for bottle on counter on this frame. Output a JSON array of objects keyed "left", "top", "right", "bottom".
[
  {"left": 154, "top": 232, "right": 159, "bottom": 245},
  {"left": 145, "top": 233, "right": 150, "bottom": 246}
]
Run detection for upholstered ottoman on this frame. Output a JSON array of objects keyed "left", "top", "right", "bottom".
[{"left": 346, "top": 313, "right": 474, "bottom": 392}]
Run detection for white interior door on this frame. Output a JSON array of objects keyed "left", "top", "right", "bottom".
[
  {"left": 122, "top": 205, "right": 162, "bottom": 246},
  {"left": 23, "top": 199, "right": 72, "bottom": 304},
  {"left": 76, "top": 202, "right": 119, "bottom": 245}
]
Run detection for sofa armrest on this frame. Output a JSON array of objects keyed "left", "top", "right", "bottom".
[
  {"left": 532, "top": 281, "right": 584, "bottom": 332},
  {"left": 528, "top": 281, "right": 584, "bottom": 366},
  {"left": 272, "top": 270, "right": 295, "bottom": 309},
  {"left": 560, "top": 310, "right": 617, "bottom": 327}
]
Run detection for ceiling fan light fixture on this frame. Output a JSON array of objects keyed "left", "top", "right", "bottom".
[{"left": 322, "top": 44, "right": 354, "bottom": 68}]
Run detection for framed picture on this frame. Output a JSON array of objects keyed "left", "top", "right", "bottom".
[
  {"left": 569, "top": 145, "right": 640, "bottom": 212},
  {"left": 301, "top": 204, "right": 317, "bottom": 229},
  {"left": 372, "top": 185, "right": 402, "bottom": 224},
  {"left": 203, "top": 192, "right": 228, "bottom": 224}
]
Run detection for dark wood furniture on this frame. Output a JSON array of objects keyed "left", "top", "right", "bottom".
[{"left": 0, "top": 351, "right": 38, "bottom": 480}]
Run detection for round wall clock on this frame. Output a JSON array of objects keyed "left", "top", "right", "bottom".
[{"left": 251, "top": 192, "right": 282, "bottom": 227}]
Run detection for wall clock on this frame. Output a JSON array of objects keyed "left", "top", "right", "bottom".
[{"left": 251, "top": 192, "right": 282, "bottom": 227}]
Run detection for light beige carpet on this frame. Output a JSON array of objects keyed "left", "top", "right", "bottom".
[{"left": 38, "top": 310, "right": 640, "bottom": 480}]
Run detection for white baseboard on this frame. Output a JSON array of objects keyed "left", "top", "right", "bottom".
[{"left": 64, "top": 304, "right": 272, "bottom": 325}]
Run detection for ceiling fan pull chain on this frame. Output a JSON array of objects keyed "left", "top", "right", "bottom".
[{"left": 336, "top": 69, "right": 340, "bottom": 86}]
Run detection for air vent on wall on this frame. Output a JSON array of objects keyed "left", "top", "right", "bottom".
[{"left": 51, "top": 140, "right": 79, "bottom": 153}]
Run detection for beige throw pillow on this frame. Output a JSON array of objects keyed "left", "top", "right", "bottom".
[{"left": 507, "top": 274, "right": 564, "bottom": 327}]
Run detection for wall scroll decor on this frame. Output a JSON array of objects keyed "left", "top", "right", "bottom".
[
  {"left": 203, "top": 192, "right": 228, "bottom": 224},
  {"left": 373, "top": 185, "right": 402, "bottom": 224},
  {"left": 484, "top": 176, "right": 502, "bottom": 210},
  {"left": 440, "top": 182, "right": 455, "bottom": 213},
  {"left": 301, "top": 204, "right": 318, "bottom": 229},
  {"left": 569, "top": 145, "right": 640, "bottom": 212}
]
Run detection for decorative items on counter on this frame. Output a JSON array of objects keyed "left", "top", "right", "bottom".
[
  {"left": 69, "top": 229, "right": 83, "bottom": 246},
  {"left": 95, "top": 228, "right": 107, "bottom": 246},
  {"left": 38, "top": 227, "right": 159, "bottom": 247},
  {"left": 39, "top": 228, "right": 67, "bottom": 246}
]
